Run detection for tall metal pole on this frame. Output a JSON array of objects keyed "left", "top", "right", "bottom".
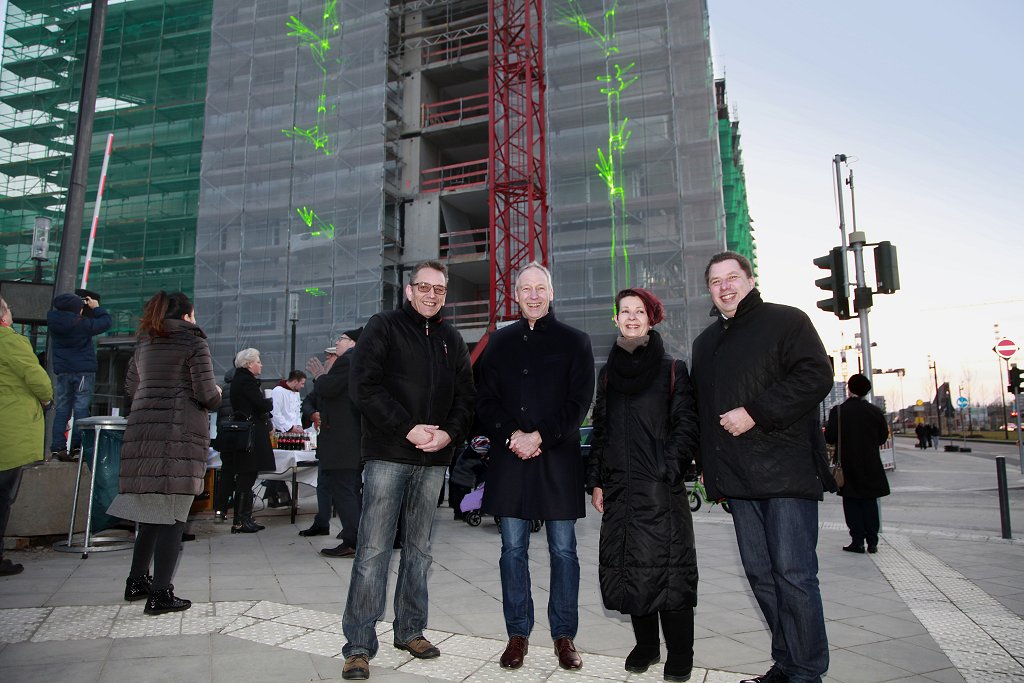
[
  {"left": 845, "top": 169, "right": 873, "bottom": 395},
  {"left": 996, "top": 324, "right": 1009, "bottom": 439},
  {"left": 833, "top": 154, "right": 849, "bottom": 259},
  {"left": 929, "top": 358, "right": 942, "bottom": 439},
  {"left": 54, "top": 0, "right": 110, "bottom": 297}
]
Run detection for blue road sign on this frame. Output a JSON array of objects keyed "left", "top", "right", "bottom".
[{"left": 957, "top": 396, "right": 969, "bottom": 409}]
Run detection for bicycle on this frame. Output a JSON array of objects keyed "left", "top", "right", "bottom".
[{"left": 687, "top": 478, "right": 731, "bottom": 514}]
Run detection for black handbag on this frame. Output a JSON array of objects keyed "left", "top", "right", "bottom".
[{"left": 217, "top": 417, "right": 255, "bottom": 453}]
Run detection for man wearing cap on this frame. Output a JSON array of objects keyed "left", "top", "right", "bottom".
[
  {"left": 299, "top": 329, "right": 364, "bottom": 558},
  {"left": 824, "top": 374, "right": 890, "bottom": 554},
  {"left": 47, "top": 291, "right": 112, "bottom": 461}
]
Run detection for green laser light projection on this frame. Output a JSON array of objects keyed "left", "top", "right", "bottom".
[{"left": 283, "top": 0, "right": 341, "bottom": 155}]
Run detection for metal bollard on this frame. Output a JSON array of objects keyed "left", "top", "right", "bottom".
[{"left": 996, "top": 456, "right": 1012, "bottom": 540}]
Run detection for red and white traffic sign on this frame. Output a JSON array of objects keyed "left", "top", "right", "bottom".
[{"left": 994, "top": 338, "right": 1018, "bottom": 359}]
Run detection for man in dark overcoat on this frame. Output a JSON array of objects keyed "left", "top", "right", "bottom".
[
  {"left": 690, "top": 251, "right": 834, "bottom": 683},
  {"left": 476, "top": 261, "right": 595, "bottom": 671},
  {"left": 824, "top": 373, "right": 890, "bottom": 554},
  {"left": 299, "top": 329, "right": 364, "bottom": 558}
]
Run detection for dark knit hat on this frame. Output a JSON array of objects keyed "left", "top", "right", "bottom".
[
  {"left": 615, "top": 288, "right": 665, "bottom": 326},
  {"left": 848, "top": 373, "right": 872, "bottom": 397},
  {"left": 342, "top": 327, "right": 363, "bottom": 343}
]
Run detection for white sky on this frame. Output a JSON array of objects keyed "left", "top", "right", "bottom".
[
  {"left": 3, "top": 1, "right": 1021, "bottom": 412},
  {"left": 706, "top": 0, "right": 1024, "bottom": 412}
]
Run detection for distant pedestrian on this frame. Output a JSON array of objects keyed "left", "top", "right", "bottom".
[
  {"left": 914, "top": 423, "right": 927, "bottom": 449},
  {"left": 107, "top": 291, "right": 221, "bottom": 614},
  {"left": 825, "top": 374, "right": 890, "bottom": 554},
  {"left": 690, "top": 251, "right": 834, "bottom": 683},
  {"left": 0, "top": 296, "right": 53, "bottom": 576},
  {"left": 930, "top": 423, "right": 940, "bottom": 450}
]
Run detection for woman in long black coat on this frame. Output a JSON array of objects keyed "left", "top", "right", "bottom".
[
  {"left": 224, "top": 348, "right": 276, "bottom": 533},
  {"left": 824, "top": 373, "right": 890, "bottom": 553},
  {"left": 587, "top": 288, "right": 699, "bottom": 682}
]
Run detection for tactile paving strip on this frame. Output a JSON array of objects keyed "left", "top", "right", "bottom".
[{"left": 872, "top": 534, "right": 1024, "bottom": 681}]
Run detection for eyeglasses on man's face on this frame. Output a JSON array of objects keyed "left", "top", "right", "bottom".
[{"left": 412, "top": 282, "right": 447, "bottom": 296}]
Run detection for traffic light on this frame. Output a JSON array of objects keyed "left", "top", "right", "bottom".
[
  {"left": 1009, "top": 365, "right": 1024, "bottom": 394},
  {"left": 813, "top": 247, "right": 850, "bottom": 319},
  {"left": 874, "top": 241, "right": 900, "bottom": 294}
]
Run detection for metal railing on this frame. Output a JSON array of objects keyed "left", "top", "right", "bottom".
[
  {"left": 421, "top": 92, "right": 488, "bottom": 129},
  {"left": 439, "top": 226, "right": 488, "bottom": 258},
  {"left": 421, "top": 159, "right": 488, "bottom": 193}
]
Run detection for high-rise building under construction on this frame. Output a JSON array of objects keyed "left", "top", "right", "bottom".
[{"left": 0, "top": 0, "right": 748, "bottom": 384}]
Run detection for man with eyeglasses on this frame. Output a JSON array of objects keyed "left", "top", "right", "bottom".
[
  {"left": 340, "top": 260, "right": 475, "bottom": 680},
  {"left": 0, "top": 297, "right": 54, "bottom": 575},
  {"left": 690, "top": 251, "right": 834, "bottom": 683},
  {"left": 476, "top": 261, "right": 595, "bottom": 671}
]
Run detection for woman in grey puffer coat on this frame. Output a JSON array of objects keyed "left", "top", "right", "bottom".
[{"left": 107, "top": 291, "right": 221, "bottom": 615}]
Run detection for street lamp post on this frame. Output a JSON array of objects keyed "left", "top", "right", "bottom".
[
  {"left": 928, "top": 357, "right": 942, "bottom": 440},
  {"left": 288, "top": 293, "right": 299, "bottom": 373}
]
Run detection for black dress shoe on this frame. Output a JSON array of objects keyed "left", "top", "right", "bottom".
[
  {"left": 867, "top": 545, "right": 878, "bottom": 553},
  {"left": 554, "top": 637, "right": 582, "bottom": 670},
  {"left": 320, "top": 544, "right": 356, "bottom": 558},
  {"left": 500, "top": 635, "right": 528, "bottom": 669},
  {"left": 231, "top": 520, "right": 260, "bottom": 534},
  {"left": 124, "top": 575, "right": 152, "bottom": 601},
  {"left": 144, "top": 585, "right": 191, "bottom": 615},
  {"left": 843, "top": 543, "right": 865, "bottom": 553},
  {"left": 181, "top": 532, "right": 196, "bottom": 542},
  {"left": 0, "top": 559, "right": 24, "bottom": 576},
  {"left": 299, "top": 525, "right": 330, "bottom": 537}
]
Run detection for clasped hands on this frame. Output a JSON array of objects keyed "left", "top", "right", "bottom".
[
  {"left": 406, "top": 424, "right": 452, "bottom": 452},
  {"left": 507, "top": 430, "right": 542, "bottom": 460}
]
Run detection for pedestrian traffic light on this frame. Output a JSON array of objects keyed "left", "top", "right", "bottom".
[
  {"left": 1009, "top": 365, "right": 1024, "bottom": 394},
  {"left": 813, "top": 247, "right": 850, "bottom": 319},
  {"left": 874, "top": 241, "right": 900, "bottom": 294}
]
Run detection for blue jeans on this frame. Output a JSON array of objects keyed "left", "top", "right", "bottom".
[
  {"left": 498, "top": 517, "right": 579, "bottom": 640},
  {"left": 317, "top": 468, "right": 362, "bottom": 547},
  {"left": 729, "top": 498, "right": 828, "bottom": 683},
  {"left": 342, "top": 460, "right": 445, "bottom": 658},
  {"left": 51, "top": 372, "right": 95, "bottom": 451}
]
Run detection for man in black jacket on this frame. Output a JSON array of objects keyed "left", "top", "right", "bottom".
[
  {"left": 340, "top": 261, "right": 475, "bottom": 680},
  {"left": 824, "top": 373, "right": 890, "bottom": 554},
  {"left": 476, "top": 262, "right": 595, "bottom": 672},
  {"left": 690, "top": 252, "right": 833, "bottom": 683},
  {"left": 299, "top": 329, "right": 363, "bottom": 558}
]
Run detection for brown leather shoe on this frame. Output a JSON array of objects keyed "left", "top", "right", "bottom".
[
  {"left": 394, "top": 635, "right": 440, "bottom": 659},
  {"left": 554, "top": 637, "right": 582, "bottom": 670},
  {"left": 499, "top": 635, "right": 528, "bottom": 669},
  {"left": 341, "top": 654, "right": 369, "bottom": 680}
]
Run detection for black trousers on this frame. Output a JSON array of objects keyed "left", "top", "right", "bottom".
[
  {"left": 319, "top": 468, "right": 362, "bottom": 547},
  {"left": 842, "top": 497, "right": 880, "bottom": 548},
  {"left": 0, "top": 467, "right": 24, "bottom": 555},
  {"left": 130, "top": 520, "right": 185, "bottom": 590}
]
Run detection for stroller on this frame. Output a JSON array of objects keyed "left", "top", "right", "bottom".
[{"left": 456, "top": 436, "right": 542, "bottom": 532}]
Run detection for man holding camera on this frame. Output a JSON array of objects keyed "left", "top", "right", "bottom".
[{"left": 47, "top": 290, "right": 111, "bottom": 461}]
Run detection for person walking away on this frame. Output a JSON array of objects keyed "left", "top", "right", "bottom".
[
  {"left": 587, "top": 288, "right": 699, "bottom": 681},
  {"left": 825, "top": 374, "right": 890, "bottom": 554},
  {"left": 106, "top": 291, "right": 221, "bottom": 614},
  {"left": 690, "top": 252, "right": 834, "bottom": 683},
  {"left": 0, "top": 296, "right": 53, "bottom": 575},
  {"left": 476, "top": 262, "right": 595, "bottom": 672},
  {"left": 340, "top": 261, "right": 475, "bottom": 680},
  {"left": 47, "top": 291, "right": 112, "bottom": 461},
  {"left": 224, "top": 348, "right": 276, "bottom": 533},
  {"left": 306, "top": 329, "right": 364, "bottom": 558}
]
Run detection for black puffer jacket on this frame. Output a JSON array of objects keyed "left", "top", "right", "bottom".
[
  {"left": 225, "top": 366, "right": 276, "bottom": 474},
  {"left": 587, "top": 335, "right": 700, "bottom": 615},
  {"left": 120, "top": 319, "right": 222, "bottom": 495},
  {"left": 690, "top": 290, "right": 834, "bottom": 500},
  {"left": 312, "top": 349, "right": 362, "bottom": 470},
  {"left": 350, "top": 301, "right": 475, "bottom": 466}
]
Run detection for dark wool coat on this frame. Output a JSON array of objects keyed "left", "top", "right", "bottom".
[
  {"left": 311, "top": 349, "right": 362, "bottom": 470},
  {"left": 587, "top": 345, "right": 700, "bottom": 615},
  {"left": 477, "top": 313, "right": 595, "bottom": 520},
  {"left": 350, "top": 301, "right": 476, "bottom": 466},
  {"left": 119, "top": 319, "right": 222, "bottom": 495},
  {"left": 825, "top": 397, "right": 891, "bottom": 499},
  {"left": 690, "top": 290, "right": 834, "bottom": 500},
  {"left": 225, "top": 366, "right": 276, "bottom": 473}
]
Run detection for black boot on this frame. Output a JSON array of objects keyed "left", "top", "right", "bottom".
[
  {"left": 625, "top": 613, "right": 661, "bottom": 673},
  {"left": 144, "top": 585, "right": 191, "bottom": 615},
  {"left": 236, "top": 491, "right": 263, "bottom": 531},
  {"left": 124, "top": 574, "right": 152, "bottom": 601},
  {"left": 660, "top": 609, "right": 694, "bottom": 682}
]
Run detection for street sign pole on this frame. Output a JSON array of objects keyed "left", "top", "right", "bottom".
[{"left": 1016, "top": 391, "right": 1023, "bottom": 475}]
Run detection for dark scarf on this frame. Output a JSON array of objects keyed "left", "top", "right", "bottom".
[{"left": 606, "top": 328, "right": 665, "bottom": 395}]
